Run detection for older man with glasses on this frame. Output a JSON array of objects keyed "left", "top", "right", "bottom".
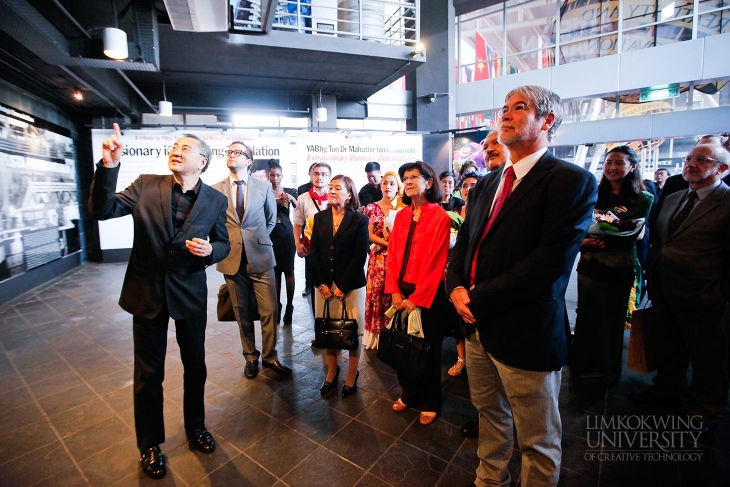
[
  {"left": 631, "top": 144, "right": 730, "bottom": 433},
  {"left": 89, "top": 124, "right": 230, "bottom": 479},
  {"left": 447, "top": 86, "right": 597, "bottom": 487}
]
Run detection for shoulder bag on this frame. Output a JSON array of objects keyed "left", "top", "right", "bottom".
[{"left": 377, "top": 308, "right": 432, "bottom": 384}]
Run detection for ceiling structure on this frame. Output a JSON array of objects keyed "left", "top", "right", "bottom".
[{"left": 0, "top": 0, "right": 424, "bottom": 122}]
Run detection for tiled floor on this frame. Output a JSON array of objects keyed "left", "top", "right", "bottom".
[{"left": 0, "top": 261, "right": 729, "bottom": 486}]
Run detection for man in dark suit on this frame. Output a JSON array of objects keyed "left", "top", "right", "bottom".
[
  {"left": 212, "top": 142, "right": 291, "bottom": 380},
  {"left": 89, "top": 124, "right": 230, "bottom": 479},
  {"left": 631, "top": 143, "right": 730, "bottom": 431},
  {"left": 446, "top": 86, "right": 597, "bottom": 487}
]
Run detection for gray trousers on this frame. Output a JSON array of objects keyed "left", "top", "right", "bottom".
[
  {"left": 467, "top": 330, "right": 562, "bottom": 487},
  {"left": 225, "top": 266, "right": 278, "bottom": 363}
]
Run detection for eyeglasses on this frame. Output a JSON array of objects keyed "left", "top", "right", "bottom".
[
  {"left": 172, "top": 144, "right": 206, "bottom": 158},
  {"left": 683, "top": 155, "right": 721, "bottom": 165},
  {"left": 498, "top": 102, "right": 535, "bottom": 117},
  {"left": 312, "top": 171, "right": 330, "bottom": 177},
  {"left": 226, "top": 149, "right": 250, "bottom": 158},
  {"left": 401, "top": 175, "right": 425, "bottom": 184}
]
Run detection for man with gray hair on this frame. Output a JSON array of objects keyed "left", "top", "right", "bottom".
[
  {"left": 90, "top": 124, "right": 230, "bottom": 479},
  {"left": 447, "top": 86, "right": 597, "bottom": 486},
  {"left": 632, "top": 143, "right": 730, "bottom": 432}
]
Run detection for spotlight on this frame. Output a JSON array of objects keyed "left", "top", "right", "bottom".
[
  {"left": 72, "top": 91, "right": 84, "bottom": 101},
  {"left": 409, "top": 42, "right": 425, "bottom": 57},
  {"left": 316, "top": 107, "right": 327, "bottom": 122},
  {"left": 103, "top": 27, "right": 128, "bottom": 60}
]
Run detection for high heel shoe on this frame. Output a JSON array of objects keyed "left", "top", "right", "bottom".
[
  {"left": 448, "top": 357, "right": 465, "bottom": 377},
  {"left": 320, "top": 365, "right": 340, "bottom": 394},
  {"left": 342, "top": 370, "right": 360, "bottom": 398},
  {"left": 283, "top": 304, "right": 294, "bottom": 325}
]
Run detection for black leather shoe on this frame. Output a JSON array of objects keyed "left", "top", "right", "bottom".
[
  {"left": 320, "top": 365, "right": 340, "bottom": 394},
  {"left": 461, "top": 418, "right": 479, "bottom": 438},
  {"left": 244, "top": 360, "right": 259, "bottom": 379},
  {"left": 302, "top": 288, "right": 311, "bottom": 297},
  {"left": 342, "top": 370, "right": 360, "bottom": 398},
  {"left": 283, "top": 304, "right": 294, "bottom": 325},
  {"left": 262, "top": 359, "right": 292, "bottom": 375},
  {"left": 140, "top": 445, "right": 166, "bottom": 479},
  {"left": 187, "top": 427, "right": 216, "bottom": 453}
]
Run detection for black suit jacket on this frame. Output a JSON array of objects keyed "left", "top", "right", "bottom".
[
  {"left": 89, "top": 163, "right": 230, "bottom": 320},
  {"left": 310, "top": 207, "right": 369, "bottom": 294},
  {"left": 446, "top": 151, "right": 597, "bottom": 371}
]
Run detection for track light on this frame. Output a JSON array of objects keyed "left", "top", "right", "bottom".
[{"left": 103, "top": 27, "right": 128, "bottom": 60}]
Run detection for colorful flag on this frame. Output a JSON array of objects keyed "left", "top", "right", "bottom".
[{"left": 474, "top": 31, "right": 489, "bottom": 81}]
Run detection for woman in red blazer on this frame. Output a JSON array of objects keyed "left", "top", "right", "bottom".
[{"left": 385, "top": 161, "right": 452, "bottom": 425}]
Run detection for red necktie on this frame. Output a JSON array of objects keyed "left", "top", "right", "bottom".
[{"left": 470, "top": 165, "right": 516, "bottom": 286}]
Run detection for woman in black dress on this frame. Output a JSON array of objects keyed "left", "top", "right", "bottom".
[{"left": 268, "top": 161, "right": 298, "bottom": 324}]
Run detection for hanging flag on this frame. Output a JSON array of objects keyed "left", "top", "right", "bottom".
[{"left": 474, "top": 31, "right": 489, "bottom": 81}]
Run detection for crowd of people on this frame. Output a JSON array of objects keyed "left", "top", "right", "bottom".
[{"left": 90, "top": 85, "right": 730, "bottom": 486}]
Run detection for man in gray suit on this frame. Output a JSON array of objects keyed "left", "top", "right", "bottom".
[
  {"left": 213, "top": 142, "right": 292, "bottom": 379},
  {"left": 632, "top": 143, "right": 730, "bottom": 431}
]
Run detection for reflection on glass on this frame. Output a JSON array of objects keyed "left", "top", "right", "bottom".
[
  {"left": 697, "top": 11, "right": 730, "bottom": 36},
  {"left": 698, "top": 0, "right": 730, "bottom": 13},
  {"left": 560, "top": 34, "right": 618, "bottom": 64},
  {"left": 622, "top": 19, "right": 692, "bottom": 51}
]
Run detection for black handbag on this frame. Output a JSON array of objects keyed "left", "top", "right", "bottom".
[
  {"left": 377, "top": 309, "right": 433, "bottom": 384},
  {"left": 313, "top": 299, "right": 359, "bottom": 351}
]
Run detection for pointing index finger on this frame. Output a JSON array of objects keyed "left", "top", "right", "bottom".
[{"left": 113, "top": 122, "right": 121, "bottom": 138}]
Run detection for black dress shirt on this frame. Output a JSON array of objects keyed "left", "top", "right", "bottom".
[{"left": 171, "top": 179, "right": 201, "bottom": 232}]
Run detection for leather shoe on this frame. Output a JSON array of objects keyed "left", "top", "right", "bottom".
[
  {"left": 461, "top": 418, "right": 479, "bottom": 438},
  {"left": 302, "top": 287, "right": 311, "bottom": 297},
  {"left": 140, "top": 445, "right": 166, "bottom": 479},
  {"left": 187, "top": 427, "right": 216, "bottom": 453},
  {"left": 320, "top": 365, "right": 340, "bottom": 394},
  {"left": 262, "top": 359, "right": 292, "bottom": 375},
  {"left": 244, "top": 360, "right": 259, "bottom": 379}
]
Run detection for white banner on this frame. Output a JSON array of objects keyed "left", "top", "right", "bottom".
[
  {"left": 91, "top": 129, "right": 293, "bottom": 250},
  {"left": 90, "top": 129, "right": 422, "bottom": 250},
  {"left": 295, "top": 132, "right": 422, "bottom": 193}
]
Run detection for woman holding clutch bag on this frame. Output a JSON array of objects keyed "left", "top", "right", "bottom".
[
  {"left": 310, "top": 175, "right": 369, "bottom": 397},
  {"left": 572, "top": 145, "right": 653, "bottom": 384},
  {"left": 363, "top": 171, "right": 406, "bottom": 349},
  {"left": 385, "top": 161, "right": 451, "bottom": 425}
]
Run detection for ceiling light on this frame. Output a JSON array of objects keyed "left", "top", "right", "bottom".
[
  {"left": 316, "top": 84, "right": 328, "bottom": 122},
  {"left": 159, "top": 101, "right": 173, "bottom": 116},
  {"left": 103, "top": 27, "right": 128, "bottom": 60},
  {"left": 72, "top": 91, "right": 83, "bottom": 101}
]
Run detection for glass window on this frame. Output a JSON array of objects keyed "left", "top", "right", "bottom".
[
  {"left": 622, "top": 19, "right": 692, "bottom": 52},
  {"left": 560, "top": 0, "right": 619, "bottom": 44},
  {"left": 458, "top": 6, "right": 505, "bottom": 82},
  {"left": 559, "top": 34, "right": 618, "bottom": 64},
  {"left": 697, "top": 10, "right": 730, "bottom": 36},
  {"left": 698, "top": 0, "right": 730, "bottom": 13},
  {"left": 505, "top": 0, "right": 558, "bottom": 71}
]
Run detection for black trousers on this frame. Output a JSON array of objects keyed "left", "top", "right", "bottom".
[
  {"left": 652, "top": 288, "right": 729, "bottom": 422},
  {"left": 397, "top": 286, "right": 446, "bottom": 413},
  {"left": 133, "top": 304, "right": 207, "bottom": 452}
]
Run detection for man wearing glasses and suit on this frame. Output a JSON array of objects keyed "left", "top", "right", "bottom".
[
  {"left": 447, "top": 86, "right": 597, "bottom": 487},
  {"left": 213, "top": 142, "right": 292, "bottom": 380},
  {"left": 631, "top": 143, "right": 730, "bottom": 433},
  {"left": 89, "top": 124, "right": 230, "bottom": 479}
]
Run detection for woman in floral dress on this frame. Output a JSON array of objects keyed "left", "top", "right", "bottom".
[{"left": 362, "top": 171, "right": 405, "bottom": 349}]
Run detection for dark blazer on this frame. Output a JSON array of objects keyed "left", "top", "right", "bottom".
[
  {"left": 648, "top": 182, "right": 730, "bottom": 308},
  {"left": 310, "top": 207, "right": 369, "bottom": 294},
  {"left": 446, "top": 151, "right": 597, "bottom": 371},
  {"left": 89, "top": 163, "right": 230, "bottom": 320}
]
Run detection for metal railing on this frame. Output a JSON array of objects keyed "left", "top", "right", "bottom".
[{"left": 230, "top": 0, "right": 419, "bottom": 47}]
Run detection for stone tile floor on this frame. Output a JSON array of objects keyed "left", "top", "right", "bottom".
[{"left": 0, "top": 261, "right": 728, "bottom": 486}]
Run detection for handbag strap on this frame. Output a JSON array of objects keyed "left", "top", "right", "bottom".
[
  {"left": 398, "top": 218, "right": 418, "bottom": 285},
  {"left": 339, "top": 296, "right": 349, "bottom": 320},
  {"left": 321, "top": 299, "right": 331, "bottom": 319}
]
